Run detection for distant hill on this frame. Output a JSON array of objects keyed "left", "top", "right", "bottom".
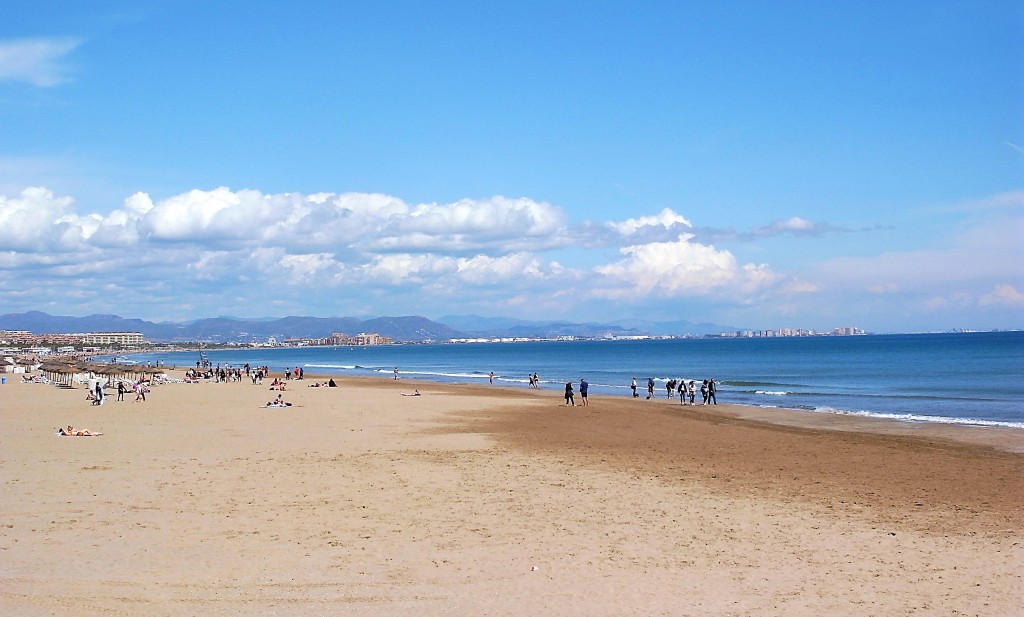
[
  {"left": 436, "top": 315, "right": 738, "bottom": 338},
  {"left": 0, "top": 312, "right": 463, "bottom": 343},
  {"left": 606, "top": 318, "right": 738, "bottom": 337},
  {"left": 0, "top": 311, "right": 741, "bottom": 343}
]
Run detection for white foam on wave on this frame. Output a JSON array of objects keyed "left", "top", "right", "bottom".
[
  {"left": 756, "top": 390, "right": 791, "bottom": 396},
  {"left": 805, "top": 406, "right": 1024, "bottom": 430},
  {"left": 305, "top": 364, "right": 357, "bottom": 370},
  {"left": 400, "top": 370, "right": 490, "bottom": 380}
]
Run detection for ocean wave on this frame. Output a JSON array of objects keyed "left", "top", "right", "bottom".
[
  {"left": 796, "top": 405, "right": 1024, "bottom": 430},
  {"left": 394, "top": 370, "right": 492, "bottom": 380},
  {"left": 305, "top": 363, "right": 357, "bottom": 370},
  {"left": 755, "top": 390, "right": 791, "bottom": 396}
]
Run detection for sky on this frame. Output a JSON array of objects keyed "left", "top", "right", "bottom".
[{"left": 0, "top": 1, "right": 1021, "bottom": 333}]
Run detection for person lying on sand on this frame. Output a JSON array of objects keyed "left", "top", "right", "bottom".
[
  {"left": 400, "top": 390, "right": 421, "bottom": 396},
  {"left": 57, "top": 425, "right": 102, "bottom": 436}
]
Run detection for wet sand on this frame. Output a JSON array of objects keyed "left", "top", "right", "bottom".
[{"left": 1, "top": 373, "right": 1021, "bottom": 615}]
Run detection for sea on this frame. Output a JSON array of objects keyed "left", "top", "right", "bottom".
[{"left": 107, "top": 331, "right": 1024, "bottom": 430}]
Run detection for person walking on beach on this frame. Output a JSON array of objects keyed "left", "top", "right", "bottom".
[
  {"left": 678, "top": 379, "right": 686, "bottom": 404},
  {"left": 117, "top": 381, "right": 126, "bottom": 402},
  {"left": 688, "top": 380, "right": 696, "bottom": 405},
  {"left": 666, "top": 378, "right": 675, "bottom": 399},
  {"left": 489, "top": 371, "right": 494, "bottom": 385},
  {"left": 708, "top": 378, "right": 717, "bottom": 404},
  {"left": 631, "top": 377, "right": 638, "bottom": 398},
  {"left": 647, "top": 377, "right": 654, "bottom": 400},
  {"left": 532, "top": 372, "right": 539, "bottom": 388},
  {"left": 564, "top": 381, "right": 575, "bottom": 406},
  {"left": 394, "top": 367, "right": 399, "bottom": 380},
  {"left": 700, "top": 379, "right": 709, "bottom": 404},
  {"left": 579, "top": 378, "right": 589, "bottom": 406}
]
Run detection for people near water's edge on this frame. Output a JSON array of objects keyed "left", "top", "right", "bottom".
[
  {"left": 701, "top": 379, "right": 709, "bottom": 404},
  {"left": 646, "top": 377, "right": 654, "bottom": 400},
  {"left": 393, "top": 367, "right": 399, "bottom": 380},
  {"left": 631, "top": 377, "right": 638, "bottom": 398},
  {"left": 579, "top": 378, "right": 589, "bottom": 406},
  {"left": 688, "top": 381, "right": 696, "bottom": 405},
  {"left": 708, "top": 378, "right": 717, "bottom": 404},
  {"left": 564, "top": 381, "right": 575, "bottom": 406},
  {"left": 489, "top": 371, "right": 494, "bottom": 385}
]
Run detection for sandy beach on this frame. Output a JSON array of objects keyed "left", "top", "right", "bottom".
[{"left": 1, "top": 372, "right": 1021, "bottom": 616}]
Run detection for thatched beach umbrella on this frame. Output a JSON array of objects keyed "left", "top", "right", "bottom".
[{"left": 37, "top": 361, "right": 78, "bottom": 387}]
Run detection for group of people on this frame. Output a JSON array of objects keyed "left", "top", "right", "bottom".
[
  {"left": 307, "top": 378, "right": 337, "bottom": 388},
  {"left": 563, "top": 378, "right": 589, "bottom": 406},
  {"left": 86, "top": 379, "right": 149, "bottom": 405},
  {"left": 630, "top": 376, "right": 717, "bottom": 405}
]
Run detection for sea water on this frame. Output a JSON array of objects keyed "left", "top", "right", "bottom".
[{"left": 116, "top": 331, "right": 1023, "bottom": 429}]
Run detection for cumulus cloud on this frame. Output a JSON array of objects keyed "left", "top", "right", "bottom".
[
  {"left": 16, "top": 184, "right": 1016, "bottom": 329},
  {"left": 0, "top": 187, "right": 80, "bottom": 250},
  {"left": 594, "top": 235, "right": 779, "bottom": 298},
  {"left": 0, "top": 37, "right": 81, "bottom": 86}
]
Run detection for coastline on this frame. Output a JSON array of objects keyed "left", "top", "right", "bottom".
[
  {"left": 77, "top": 331, "right": 1024, "bottom": 432},
  {"left": 2, "top": 371, "right": 1020, "bottom": 615}
]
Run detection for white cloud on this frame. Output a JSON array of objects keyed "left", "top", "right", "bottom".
[
  {"left": 455, "top": 253, "right": 547, "bottom": 284},
  {"left": 361, "top": 253, "right": 455, "bottom": 284},
  {"left": 0, "top": 187, "right": 80, "bottom": 251},
  {"left": 979, "top": 284, "right": 1024, "bottom": 307},
  {"left": 594, "top": 235, "right": 779, "bottom": 298},
  {"left": 3, "top": 184, "right": 1017, "bottom": 329},
  {"left": 747, "top": 216, "right": 860, "bottom": 239},
  {"left": 126, "top": 188, "right": 570, "bottom": 254},
  {"left": 609, "top": 207, "right": 692, "bottom": 237},
  {"left": 0, "top": 37, "right": 81, "bottom": 86},
  {"left": 279, "top": 253, "right": 338, "bottom": 284}
]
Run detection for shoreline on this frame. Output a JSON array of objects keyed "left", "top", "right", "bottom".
[
  {"left": 68, "top": 333, "right": 1023, "bottom": 433},
  {"left": 304, "top": 372, "right": 1024, "bottom": 454},
  {"left": 22, "top": 359, "right": 1024, "bottom": 447}
]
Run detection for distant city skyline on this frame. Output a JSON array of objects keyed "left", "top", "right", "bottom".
[{"left": 1, "top": 2, "right": 1021, "bottom": 332}]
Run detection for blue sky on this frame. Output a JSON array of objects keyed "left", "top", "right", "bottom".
[{"left": 1, "top": 1, "right": 1021, "bottom": 332}]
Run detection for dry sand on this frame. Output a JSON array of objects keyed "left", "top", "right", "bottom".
[{"left": 1, "top": 373, "right": 1021, "bottom": 616}]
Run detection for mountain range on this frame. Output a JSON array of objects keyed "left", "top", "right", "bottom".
[{"left": 0, "top": 311, "right": 737, "bottom": 343}]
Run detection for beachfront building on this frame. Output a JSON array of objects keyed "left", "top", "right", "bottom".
[
  {"left": 1, "top": 330, "right": 112, "bottom": 347},
  {"left": 328, "top": 332, "right": 393, "bottom": 346},
  {"left": 79, "top": 332, "right": 145, "bottom": 346}
]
